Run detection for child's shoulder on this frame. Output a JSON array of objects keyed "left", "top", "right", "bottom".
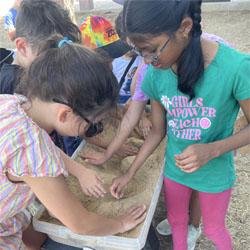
[
  {"left": 0, "top": 64, "right": 22, "bottom": 94},
  {"left": 5, "top": 8, "right": 17, "bottom": 19},
  {"left": 218, "top": 42, "right": 249, "bottom": 63},
  {"left": 213, "top": 42, "right": 249, "bottom": 74},
  {"left": 0, "top": 63, "right": 21, "bottom": 74}
]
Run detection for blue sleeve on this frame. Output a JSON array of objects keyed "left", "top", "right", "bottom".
[
  {"left": 141, "top": 66, "right": 159, "bottom": 101},
  {"left": 4, "top": 12, "right": 15, "bottom": 30},
  {"left": 233, "top": 55, "right": 250, "bottom": 101}
]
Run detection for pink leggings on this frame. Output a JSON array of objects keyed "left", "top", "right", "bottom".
[{"left": 164, "top": 176, "right": 233, "bottom": 250}]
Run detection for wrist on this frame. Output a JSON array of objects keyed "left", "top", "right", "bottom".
[
  {"left": 103, "top": 150, "right": 111, "bottom": 161},
  {"left": 66, "top": 160, "right": 81, "bottom": 177},
  {"left": 117, "top": 218, "right": 126, "bottom": 234},
  {"left": 126, "top": 168, "right": 135, "bottom": 180},
  {"left": 209, "top": 142, "right": 221, "bottom": 159},
  {"left": 141, "top": 113, "right": 147, "bottom": 119},
  {"left": 74, "top": 165, "right": 86, "bottom": 178}
]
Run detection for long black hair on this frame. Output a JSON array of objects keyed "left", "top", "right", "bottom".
[{"left": 123, "top": 0, "right": 204, "bottom": 100}]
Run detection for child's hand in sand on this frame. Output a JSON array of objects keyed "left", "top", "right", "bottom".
[
  {"left": 78, "top": 139, "right": 138, "bottom": 165},
  {"left": 139, "top": 117, "right": 152, "bottom": 139},
  {"left": 77, "top": 167, "right": 106, "bottom": 198},
  {"left": 116, "top": 139, "right": 138, "bottom": 157},
  {"left": 78, "top": 151, "right": 108, "bottom": 165},
  {"left": 116, "top": 205, "right": 147, "bottom": 233},
  {"left": 110, "top": 172, "right": 132, "bottom": 199},
  {"left": 134, "top": 126, "right": 144, "bottom": 138}
]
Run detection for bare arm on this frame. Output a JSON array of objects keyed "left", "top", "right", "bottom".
[
  {"left": 126, "top": 100, "right": 166, "bottom": 177},
  {"left": 110, "top": 100, "right": 166, "bottom": 199},
  {"left": 139, "top": 109, "right": 152, "bottom": 139},
  {"left": 85, "top": 135, "right": 110, "bottom": 149},
  {"left": 175, "top": 98, "right": 250, "bottom": 173},
  {"left": 82, "top": 129, "right": 138, "bottom": 158},
  {"left": 59, "top": 148, "right": 106, "bottom": 198},
  {"left": 105, "top": 100, "right": 148, "bottom": 158},
  {"left": 213, "top": 99, "right": 250, "bottom": 155},
  {"left": 22, "top": 174, "right": 146, "bottom": 236},
  {"left": 82, "top": 100, "right": 148, "bottom": 165}
]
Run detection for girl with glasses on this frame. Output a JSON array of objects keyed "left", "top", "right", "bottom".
[
  {"left": 83, "top": 0, "right": 250, "bottom": 249},
  {"left": 122, "top": 0, "right": 250, "bottom": 249},
  {"left": 0, "top": 34, "right": 146, "bottom": 250}
]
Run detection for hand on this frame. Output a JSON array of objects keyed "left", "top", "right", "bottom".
[
  {"left": 78, "top": 151, "right": 108, "bottom": 165},
  {"left": 110, "top": 173, "right": 132, "bottom": 199},
  {"left": 134, "top": 126, "right": 144, "bottom": 138},
  {"left": 174, "top": 143, "right": 216, "bottom": 173},
  {"left": 116, "top": 205, "right": 147, "bottom": 233},
  {"left": 116, "top": 139, "right": 138, "bottom": 157},
  {"left": 77, "top": 166, "right": 106, "bottom": 198},
  {"left": 139, "top": 117, "right": 152, "bottom": 139}
]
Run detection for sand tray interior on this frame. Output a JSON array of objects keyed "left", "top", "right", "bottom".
[{"left": 38, "top": 120, "right": 166, "bottom": 238}]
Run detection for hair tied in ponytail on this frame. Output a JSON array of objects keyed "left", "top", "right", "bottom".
[{"left": 58, "top": 37, "right": 73, "bottom": 48}]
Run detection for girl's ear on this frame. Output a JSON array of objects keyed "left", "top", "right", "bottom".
[
  {"left": 15, "top": 37, "right": 30, "bottom": 57},
  {"left": 15, "top": 37, "right": 36, "bottom": 67},
  {"left": 177, "top": 16, "right": 193, "bottom": 38},
  {"left": 57, "top": 107, "right": 73, "bottom": 123}
]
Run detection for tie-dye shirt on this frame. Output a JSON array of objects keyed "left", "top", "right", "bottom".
[{"left": 0, "top": 94, "right": 67, "bottom": 249}]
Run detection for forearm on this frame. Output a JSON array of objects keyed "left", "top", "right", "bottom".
[
  {"left": 24, "top": 175, "right": 122, "bottom": 236},
  {"left": 127, "top": 99, "right": 166, "bottom": 177},
  {"left": 209, "top": 124, "right": 250, "bottom": 159},
  {"left": 59, "top": 148, "right": 83, "bottom": 177},
  {"left": 141, "top": 109, "right": 148, "bottom": 119},
  {"left": 105, "top": 116, "right": 135, "bottom": 158},
  {"left": 76, "top": 212, "right": 123, "bottom": 236},
  {"left": 85, "top": 135, "right": 109, "bottom": 149},
  {"left": 127, "top": 127, "right": 166, "bottom": 178},
  {"left": 105, "top": 100, "right": 147, "bottom": 159}
]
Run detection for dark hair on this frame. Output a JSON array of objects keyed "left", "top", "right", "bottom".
[
  {"left": 123, "top": 0, "right": 204, "bottom": 100},
  {"left": 16, "top": 0, "right": 81, "bottom": 52},
  {"left": 16, "top": 34, "right": 119, "bottom": 120},
  {"left": 115, "top": 11, "right": 125, "bottom": 41}
]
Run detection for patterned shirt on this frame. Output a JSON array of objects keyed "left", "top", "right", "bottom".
[{"left": 0, "top": 94, "right": 67, "bottom": 249}]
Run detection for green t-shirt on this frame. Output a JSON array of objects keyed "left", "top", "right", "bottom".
[{"left": 141, "top": 43, "right": 250, "bottom": 193}]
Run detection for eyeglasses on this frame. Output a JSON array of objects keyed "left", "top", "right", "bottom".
[
  {"left": 132, "top": 32, "right": 175, "bottom": 62},
  {"left": 52, "top": 98, "right": 104, "bottom": 138}
]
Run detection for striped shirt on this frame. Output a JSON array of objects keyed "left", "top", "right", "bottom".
[{"left": 0, "top": 94, "right": 67, "bottom": 249}]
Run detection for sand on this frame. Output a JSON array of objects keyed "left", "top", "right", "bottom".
[{"left": 39, "top": 120, "right": 166, "bottom": 238}]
